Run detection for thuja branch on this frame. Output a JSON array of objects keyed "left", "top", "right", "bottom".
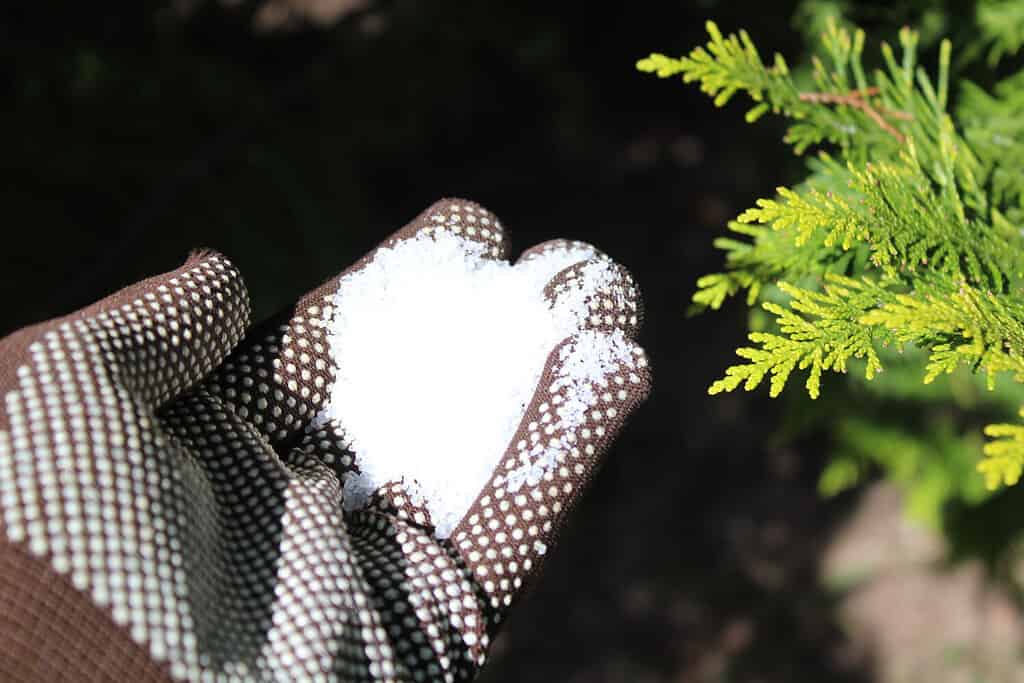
[
  {"left": 639, "top": 18, "right": 1024, "bottom": 491},
  {"left": 797, "top": 87, "right": 912, "bottom": 142}
]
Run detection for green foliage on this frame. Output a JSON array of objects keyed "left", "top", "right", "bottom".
[
  {"left": 977, "top": 0, "right": 1024, "bottom": 65},
  {"left": 981, "top": 408, "right": 1024, "bottom": 487},
  {"left": 790, "top": 0, "right": 1024, "bottom": 67},
  {"left": 826, "top": 414, "right": 989, "bottom": 525},
  {"left": 805, "top": 340, "right": 1024, "bottom": 524},
  {"left": 639, "top": 19, "right": 910, "bottom": 158},
  {"left": 708, "top": 277, "right": 887, "bottom": 400},
  {"left": 639, "top": 11, "right": 1024, "bottom": 518}
]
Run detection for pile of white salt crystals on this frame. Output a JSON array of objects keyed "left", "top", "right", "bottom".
[{"left": 315, "top": 229, "right": 637, "bottom": 538}]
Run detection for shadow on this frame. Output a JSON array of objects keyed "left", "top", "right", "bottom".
[
  {"left": 346, "top": 511, "right": 477, "bottom": 680},
  {"left": 159, "top": 391, "right": 288, "bottom": 672}
]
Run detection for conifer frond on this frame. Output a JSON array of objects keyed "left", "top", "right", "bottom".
[
  {"left": 638, "top": 21, "right": 793, "bottom": 111},
  {"left": 713, "top": 275, "right": 1024, "bottom": 400},
  {"left": 644, "top": 17, "right": 1024, "bottom": 492},
  {"left": 737, "top": 186, "right": 864, "bottom": 249},
  {"left": 639, "top": 19, "right": 929, "bottom": 157},
  {"left": 859, "top": 281, "right": 1024, "bottom": 388},
  {"left": 689, "top": 216, "right": 859, "bottom": 313},
  {"left": 691, "top": 271, "right": 759, "bottom": 311},
  {"left": 709, "top": 277, "right": 887, "bottom": 399},
  {"left": 979, "top": 408, "right": 1024, "bottom": 488},
  {"left": 959, "top": 70, "right": 1024, "bottom": 224},
  {"left": 729, "top": 144, "right": 1016, "bottom": 293},
  {"left": 661, "top": 21, "right": 1022, "bottom": 312},
  {"left": 977, "top": 0, "right": 1024, "bottom": 65}
]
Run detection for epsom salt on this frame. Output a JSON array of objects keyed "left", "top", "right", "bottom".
[{"left": 317, "top": 229, "right": 631, "bottom": 538}]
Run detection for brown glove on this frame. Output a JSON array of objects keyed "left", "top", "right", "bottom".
[{"left": 0, "top": 199, "right": 651, "bottom": 682}]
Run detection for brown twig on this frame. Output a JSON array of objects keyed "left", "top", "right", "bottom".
[{"left": 798, "top": 88, "right": 912, "bottom": 143}]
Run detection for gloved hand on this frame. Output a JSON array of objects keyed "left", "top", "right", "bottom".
[{"left": 0, "top": 199, "right": 650, "bottom": 682}]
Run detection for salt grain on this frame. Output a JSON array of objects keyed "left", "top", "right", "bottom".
[{"left": 317, "top": 230, "right": 632, "bottom": 538}]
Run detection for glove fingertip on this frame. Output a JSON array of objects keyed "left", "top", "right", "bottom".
[
  {"left": 515, "top": 238, "right": 606, "bottom": 266},
  {"left": 543, "top": 258, "right": 645, "bottom": 339},
  {"left": 406, "top": 198, "right": 509, "bottom": 261}
]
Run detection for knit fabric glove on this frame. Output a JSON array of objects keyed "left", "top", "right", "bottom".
[{"left": 0, "top": 199, "right": 651, "bottom": 682}]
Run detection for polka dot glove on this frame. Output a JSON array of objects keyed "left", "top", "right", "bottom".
[{"left": 0, "top": 199, "right": 651, "bottom": 682}]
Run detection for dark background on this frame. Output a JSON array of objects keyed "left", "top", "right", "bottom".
[{"left": 1, "top": 1, "right": 938, "bottom": 680}]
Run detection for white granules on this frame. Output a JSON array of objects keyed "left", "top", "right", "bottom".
[{"left": 316, "top": 230, "right": 631, "bottom": 538}]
